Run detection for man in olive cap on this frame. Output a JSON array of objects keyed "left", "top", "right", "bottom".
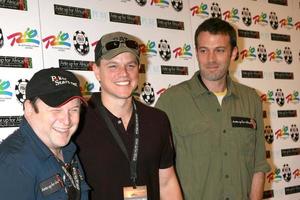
[{"left": 76, "top": 32, "right": 182, "bottom": 200}]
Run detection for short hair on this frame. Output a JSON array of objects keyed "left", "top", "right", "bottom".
[
  {"left": 24, "top": 97, "right": 39, "bottom": 113},
  {"left": 194, "top": 18, "right": 237, "bottom": 50}
]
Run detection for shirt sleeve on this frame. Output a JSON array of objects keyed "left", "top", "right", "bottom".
[
  {"left": 155, "top": 92, "right": 177, "bottom": 147},
  {"left": 253, "top": 92, "right": 271, "bottom": 173},
  {"left": 155, "top": 93, "right": 173, "bottom": 119},
  {"left": 0, "top": 161, "right": 36, "bottom": 200},
  {"left": 158, "top": 111, "right": 175, "bottom": 169}
]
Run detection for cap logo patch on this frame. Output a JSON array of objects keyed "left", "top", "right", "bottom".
[{"left": 51, "top": 75, "right": 78, "bottom": 87}]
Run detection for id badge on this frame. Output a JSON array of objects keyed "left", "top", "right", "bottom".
[
  {"left": 123, "top": 185, "right": 147, "bottom": 200},
  {"left": 39, "top": 174, "right": 64, "bottom": 196}
]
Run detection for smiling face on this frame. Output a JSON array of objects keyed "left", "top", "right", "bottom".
[
  {"left": 93, "top": 52, "right": 139, "bottom": 102},
  {"left": 196, "top": 31, "right": 237, "bottom": 84},
  {"left": 25, "top": 98, "right": 81, "bottom": 155}
]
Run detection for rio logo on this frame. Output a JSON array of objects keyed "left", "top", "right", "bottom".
[
  {"left": 286, "top": 91, "right": 300, "bottom": 104},
  {"left": 81, "top": 81, "right": 95, "bottom": 96},
  {"left": 275, "top": 126, "right": 289, "bottom": 139},
  {"left": 240, "top": 47, "right": 256, "bottom": 60},
  {"left": 42, "top": 31, "right": 71, "bottom": 49},
  {"left": 173, "top": 44, "right": 192, "bottom": 58},
  {"left": 7, "top": 28, "right": 40, "bottom": 46},
  {"left": 279, "top": 16, "right": 294, "bottom": 29},
  {"left": 260, "top": 90, "right": 275, "bottom": 103},
  {"left": 293, "top": 169, "right": 300, "bottom": 179},
  {"left": 267, "top": 168, "right": 282, "bottom": 183},
  {"left": 268, "top": 49, "right": 283, "bottom": 62},
  {"left": 253, "top": 12, "right": 268, "bottom": 25},
  {"left": 140, "top": 40, "right": 157, "bottom": 55},
  {"left": 223, "top": 8, "right": 239, "bottom": 22},
  {"left": 0, "top": 80, "right": 13, "bottom": 97},
  {"left": 190, "top": 3, "right": 209, "bottom": 17}
]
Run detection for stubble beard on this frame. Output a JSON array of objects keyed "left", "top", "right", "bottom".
[{"left": 199, "top": 66, "right": 228, "bottom": 82}]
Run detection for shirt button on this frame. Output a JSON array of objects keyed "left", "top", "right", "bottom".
[
  {"left": 223, "top": 130, "right": 226, "bottom": 134},
  {"left": 217, "top": 108, "right": 221, "bottom": 112},
  {"left": 117, "top": 120, "right": 122, "bottom": 124},
  {"left": 225, "top": 174, "right": 229, "bottom": 178},
  {"left": 224, "top": 152, "right": 228, "bottom": 156},
  {"left": 225, "top": 198, "right": 230, "bottom": 200}
]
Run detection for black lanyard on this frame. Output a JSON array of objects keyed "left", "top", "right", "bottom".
[
  {"left": 57, "top": 158, "right": 81, "bottom": 200},
  {"left": 97, "top": 99, "right": 140, "bottom": 187}
]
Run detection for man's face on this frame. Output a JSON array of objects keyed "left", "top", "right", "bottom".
[
  {"left": 93, "top": 52, "right": 139, "bottom": 101},
  {"left": 196, "top": 31, "right": 237, "bottom": 82},
  {"left": 25, "top": 98, "right": 81, "bottom": 154}
]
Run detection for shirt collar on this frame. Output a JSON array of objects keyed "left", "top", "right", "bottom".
[
  {"left": 91, "top": 92, "right": 136, "bottom": 130},
  {"left": 189, "top": 71, "right": 238, "bottom": 98},
  {"left": 188, "top": 71, "right": 207, "bottom": 98}
]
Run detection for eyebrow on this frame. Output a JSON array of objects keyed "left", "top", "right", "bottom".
[{"left": 198, "top": 46, "right": 227, "bottom": 49}]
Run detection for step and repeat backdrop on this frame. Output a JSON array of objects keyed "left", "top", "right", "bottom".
[{"left": 0, "top": 0, "right": 299, "bottom": 199}]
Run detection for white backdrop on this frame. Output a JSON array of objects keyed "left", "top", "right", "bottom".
[{"left": 0, "top": 0, "right": 300, "bottom": 199}]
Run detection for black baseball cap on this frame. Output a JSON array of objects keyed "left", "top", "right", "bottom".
[{"left": 26, "top": 68, "right": 86, "bottom": 107}]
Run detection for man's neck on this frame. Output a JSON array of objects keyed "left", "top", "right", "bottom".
[
  {"left": 52, "top": 148, "right": 64, "bottom": 162},
  {"left": 200, "top": 75, "right": 227, "bottom": 93},
  {"left": 101, "top": 94, "right": 133, "bottom": 129}
]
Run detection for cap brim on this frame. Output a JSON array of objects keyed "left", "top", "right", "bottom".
[
  {"left": 55, "top": 96, "right": 87, "bottom": 107},
  {"left": 101, "top": 47, "right": 139, "bottom": 60},
  {"left": 39, "top": 90, "right": 86, "bottom": 107}
]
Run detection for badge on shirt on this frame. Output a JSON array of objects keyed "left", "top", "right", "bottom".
[
  {"left": 39, "top": 174, "right": 64, "bottom": 196},
  {"left": 123, "top": 185, "right": 147, "bottom": 200},
  {"left": 231, "top": 116, "right": 257, "bottom": 129}
]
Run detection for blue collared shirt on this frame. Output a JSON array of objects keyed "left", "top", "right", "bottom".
[{"left": 0, "top": 117, "right": 90, "bottom": 200}]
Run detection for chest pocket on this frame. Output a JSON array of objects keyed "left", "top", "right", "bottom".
[
  {"left": 175, "top": 118, "right": 214, "bottom": 156},
  {"left": 230, "top": 116, "right": 257, "bottom": 156}
]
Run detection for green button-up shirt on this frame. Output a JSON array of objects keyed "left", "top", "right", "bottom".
[{"left": 156, "top": 71, "right": 270, "bottom": 200}]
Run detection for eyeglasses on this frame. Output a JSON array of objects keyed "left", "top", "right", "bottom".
[{"left": 104, "top": 40, "right": 139, "bottom": 53}]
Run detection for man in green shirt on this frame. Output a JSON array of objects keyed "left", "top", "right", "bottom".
[{"left": 156, "top": 18, "right": 270, "bottom": 200}]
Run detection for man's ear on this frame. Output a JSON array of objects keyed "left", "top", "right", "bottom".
[
  {"left": 231, "top": 46, "right": 238, "bottom": 61},
  {"left": 24, "top": 100, "right": 34, "bottom": 117},
  {"left": 92, "top": 63, "right": 101, "bottom": 82}
]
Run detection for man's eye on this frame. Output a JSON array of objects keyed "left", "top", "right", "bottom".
[
  {"left": 70, "top": 108, "right": 80, "bottom": 113},
  {"left": 127, "top": 64, "right": 137, "bottom": 68},
  {"left": 198, "top": 49, "right": 206, "bottom": 53},
  {"left": 108, "top": 65, "right": 117, "bottom": 68},
  {"left": 216, "top": 48, "right": 225, "bottom": 53},
  {"left": 51, "top": 109, "right": 62, "bottom": 113}
]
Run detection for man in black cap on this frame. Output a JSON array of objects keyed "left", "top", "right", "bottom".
[
  {"left": 0, "top": 68, "right": 90, "bottom": 200},
  {"left": 75, "top": 31, "right": 182, "bottom": 200}
]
